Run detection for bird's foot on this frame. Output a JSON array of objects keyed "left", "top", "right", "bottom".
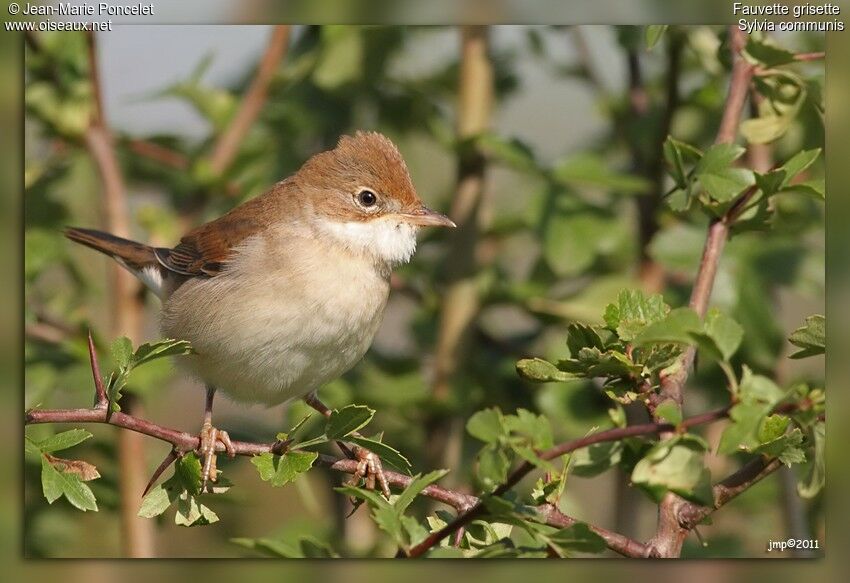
[
  {"left": 198, "top": 422, "right": 235, "bottom": 491},
  {"left": 347, "top": 445, "right": 390, "bottom": 499}
]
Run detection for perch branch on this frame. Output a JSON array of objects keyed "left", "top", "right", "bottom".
[{"left": 647, "top": 25, "right": 758, "bottom": 558}]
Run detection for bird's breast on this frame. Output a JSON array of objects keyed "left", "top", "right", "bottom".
[{"left": 160, "top": 229, "right": 391, "bottom": 405}]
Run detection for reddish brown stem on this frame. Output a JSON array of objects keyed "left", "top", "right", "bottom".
[{"left": 208, "top": 25, "right": 290, "bottom": 177}]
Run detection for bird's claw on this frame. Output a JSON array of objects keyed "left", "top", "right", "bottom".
[
  {"left": 198, "top": 422, "right": 235, "bottom": 491},
  {"left": 347, "top": 446, "right": 391, "bottom": 500}
]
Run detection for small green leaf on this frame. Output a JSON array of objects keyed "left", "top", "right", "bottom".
[
  {"left": 759, "top": 414, "right": 790, "bottom": 443},
  {"left": 252, "top": 451, "right": 318, "bottom": 487},
  {"left": 466, "top": 408, "right": 505, "bottom": 444},
  {"left": 645, "top": 25, "right": 668, "bottom": 50},
  {"left": 788, "top": 315, "right": 825, "bottom": 359},
  {"left": 694, "top": 308, "right": 744, "bottom": 361},
  {"left": 663, "top": 136, "right": 702, "bottom": 190},
  {"left": 41, "top": 456, "right": 98, "bottom": 511},
  {"left": 477, "top": 132, "right": 540, "bottom": 174},
  {"left": 546, "top": 523, "right": 607, "bottom": 555},
  {"left": 695, "top": 144, "right": 754, "bottom": 205},
  {"left": 36, "top": 429, "right": 93, "bottom": 453},
  {"left": 604, "top": 289, "right": 669, "bottom": 341},
  {"left": 476, "top": 444, "right": 510, "bottom": 492},
  {"left": 632, "top": 435, "right": 711, "bottom": 505},
  {"left": 655, "top": 400, "right": 683, "bottom": 425},
  {"left": 137, "top": 485, "right": 172, "bottom": 518},
  {"left": 754, "top": 428, "right": 806, "bottom": 466},
  {"left": 325, "top": 405, "right": 375, "bottom": 439},
  {"left": 566, "top": 323, "right": 606, "bottom": 357},
  {"left": 503, "top": 408, "right": 554, "bottom": 450},
  {"left": 779, "top": 149, "right": 821, "bottom": 187},
  {"left": 744, "top": 36, "right": 796, "bottom": 67},
  {"left": 516, "top": 358, "right": 578, "bottom": 383},
  {"left": 571, "top": 441, "right": 622, "bottom": 477},
  {"left": 394, "top": 470, "right": 449, "bottom": 514},
  {"left": 797, "top": 422, "right": 824, "bottom": 498},
  {"left": 110, "top": 336, "right": 133, "bottom": 369},
  {"left": 633, "top": 307, "right": 701, "bottom": 346},
  {"left": 132, "top": 338, "right": 193, "bottom": 367}
]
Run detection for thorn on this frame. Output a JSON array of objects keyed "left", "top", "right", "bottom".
[
  {"left": 345, "top": 497, "right": 364, "bottom": 518},
  {"left": 87, "top": 329, "right": 108, "bottom": 411},
  {"left": 271, "top": 437, "right": 293, "bottom": 455},
  {"left": 143, "top": 448, "right": 180, "bottom": 496}
]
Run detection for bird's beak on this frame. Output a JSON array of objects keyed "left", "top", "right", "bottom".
[{"left": 399, "top": 206, "right": 456, "bottom": 228}]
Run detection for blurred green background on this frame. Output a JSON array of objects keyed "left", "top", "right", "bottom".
[{"left": 17, "top": 18, "right": 827, "bottom": 566}]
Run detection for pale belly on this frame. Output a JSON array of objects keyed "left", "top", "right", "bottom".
[{"left": 159, "top": 242, "right": 390, "bottom": 405}]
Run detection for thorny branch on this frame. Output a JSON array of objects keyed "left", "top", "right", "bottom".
[
  {"left": 28, "top": 330, "right": 811, "bottom": 558},
  {"left": 646, "top": 26, "right": 762, "bottom": 558}
]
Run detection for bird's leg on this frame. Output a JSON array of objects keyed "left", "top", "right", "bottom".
[
  {"left": 198, "top": 385, "right": 235, "bottom": 491},
  {"left": 304, "top": 391, "right": 390, "bottom": 499}
]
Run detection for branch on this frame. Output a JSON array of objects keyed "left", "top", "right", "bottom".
[
  {"left": 647, "top": 26, "right": 757, "bottom": 558},
  {"left": 83, "top": 31, "right": 152, "bottom": 557},
  {"left": 207, "top": 25, "right": 290, "bottom": 177},
  {"left": 23, "top": 402, "right": 651, "bottom": 556}
]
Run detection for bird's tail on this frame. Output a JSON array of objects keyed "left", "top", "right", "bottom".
[
  {"left": 65, "top": 227, "right": 170, "bottom": 298},
  {"left": 64, "top": 227, "right": 158, "bottom": 270}
]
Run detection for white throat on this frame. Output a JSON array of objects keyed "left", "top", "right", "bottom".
[{"left": 317, "top": 217, "right": 418, "bottom": 269}]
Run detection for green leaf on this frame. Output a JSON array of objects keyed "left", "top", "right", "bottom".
[
  {"left": 632, "top": 435, "right": 712, "bottom": 505},
  {"left": 394, "top": 470, "right": 449, "bottom": 514},
  {"left": 663, "top": 136, "right": 702, "bottom": 190},
  {"left": 604, "top": 289, "right": 669, "bottom": 341},
  {"left": 744, "top": 36, "right": 796, "bottom": 67},
  {"left": 694, "top": 307, "right": 744, "bottom": 361},
  {"left": 477, "top": 132, "right": 540, "bottom": 174},
  {"left": 137, "top": 485, "right": 172, "bottom": 518},
  {"left": 325, "top": 405, "right": 375, "bottom": 439},
  {"left": 252, "top": 451, "right": 318, "bottom": 487},
  {"left": 645, "top": 25, "right": 668, "bottom": 50},
  {"left": 779, "top": 149, "right": 821, "bottom": 187},
  {"left": 348, "top": 436, "right": 413, "bottom": 475},
  {"left": 788, "top": 315, "right": 825, "bottom": 359},
  {"left": 35, "top": 429, "right": 93, "bottom": 453},
  {"left": 633, "top": 307, "right": 701, "bottom": 346},
  {"left": 797, "top": 422, "right": 824, "bottom": 498},
  {"left": 741, "top": 73, "right": 807, "bottom": 144},
  {"left": 739, "top": 366, "right": 784, "bottom": 404},
  {"left": 516, "top": 358, "right": 578, "bottom": 383},
  {"left": 717, "top": 402, "right": 767, "bottom": 455},
  {"left": 132, "top": 338, "right": 193, "bottom": 367},
  {"left": 695, "top": 144, "right": 754, "bottom": 205},
  {"left": 754, "top": 428, "right": 806, "bottom": 466},
  {"left": 552, "top": 153, "right": 650, "bottom": 194},
  {"left": 655, "top": 400, "right": 683, "bottom": 425},
  {"left": 758, "top": 414, "right": 790, "bottom": 443},
  {"left": 40, "top": 456, "right": 98, "bottom": 511},
  {"left": 313, "top": 26, "right": 363, "bottom": 89},
  {"left": 476, "top": 444, "right": 510, "bottom": 492},
  {"left": 566, "top": 323, "right": 606, "bottom": 357},
  {"left": 110, "top": 336, "right": 133, "bottom": 369},
  {"left": 466, "top": 408, "right": 505, "bottom": 444},
  {"left": 546, "top": 523, "right": 607, "bottom": 555},
  {"left": 504, "top": 408, "right": 554, "bottom": 450},
  {"left": 571, "top": 441, "right": 622, "bottom": 477},
  {"left": 175, "top": 494, "right": 219, "bottom": 526}
]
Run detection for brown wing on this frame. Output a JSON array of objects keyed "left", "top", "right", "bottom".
[{"left": 155, "top": 189, "right": 281, "bottom": 277}]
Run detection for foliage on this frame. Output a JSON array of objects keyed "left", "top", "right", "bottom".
[{"left": 24, "top": 25, "right": 824, "bottom": 558}]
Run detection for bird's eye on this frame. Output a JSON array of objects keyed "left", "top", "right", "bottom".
[{"left": 357, "top": 189, "right": 377, "bottom": 207}]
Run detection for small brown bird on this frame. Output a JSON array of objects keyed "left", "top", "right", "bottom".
[{"left": 66, "top": 131, "right": 455, "bottom": 492}]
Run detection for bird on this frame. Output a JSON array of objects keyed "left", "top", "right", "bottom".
[{"left": 65, "top": 131, "right": 455, "bottom": 493}]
